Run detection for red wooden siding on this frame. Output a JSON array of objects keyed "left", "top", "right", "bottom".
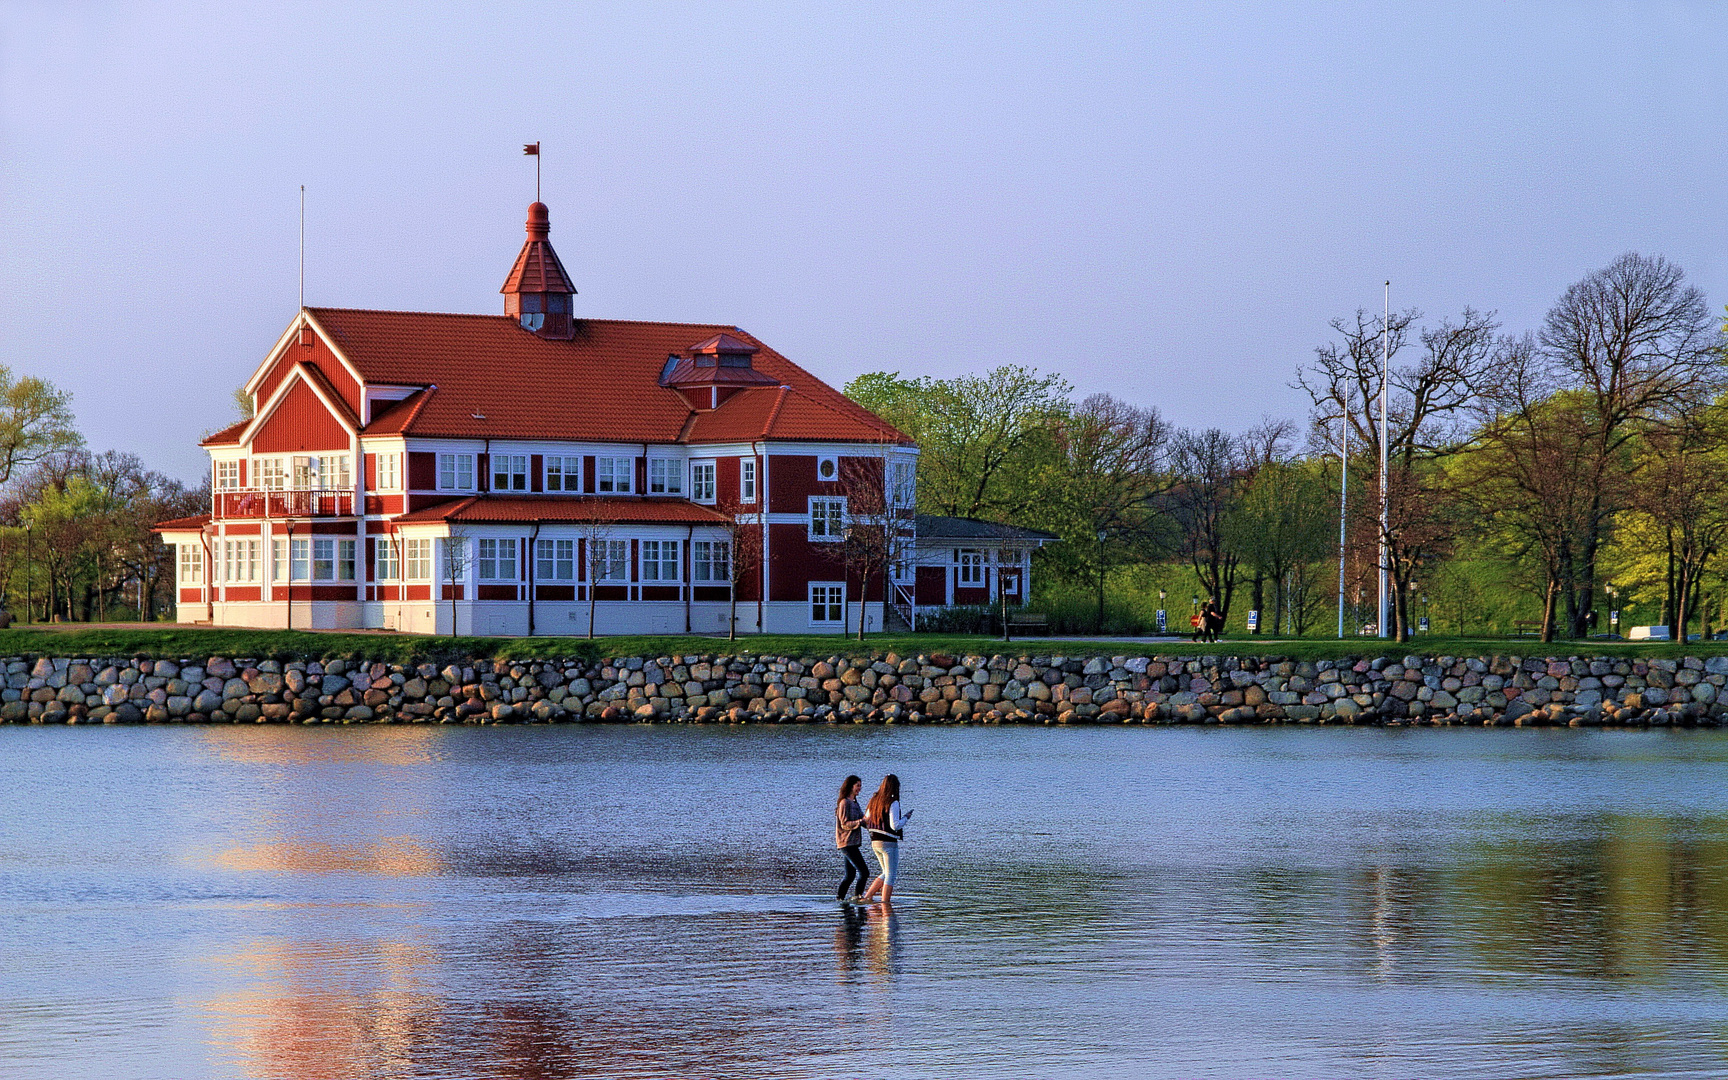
[
  {"left": 407, "top": 452, "right": 437, "bottom": 490},
  {"left": 768, "top": 454, "right": 877, "bottom": 512},
  {"left": 252, "top": 379, "right": 351, "bottom": 454},
  {"left": 767, "top": 524, "right": 848, "bottom": 601},
  {"left": 915, "top": 566, "right": 946, "bottom": 605},
  {"left": 256, "top": 333, "right": 363, "bottom": 417}
]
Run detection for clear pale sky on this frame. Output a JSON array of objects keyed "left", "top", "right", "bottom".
[{"left": 3, "top": 2, "right": 1725, "bottom": 482}]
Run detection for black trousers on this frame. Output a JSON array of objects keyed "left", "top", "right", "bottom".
[{"left": 838, "top": 845, "right": 871, "bottom": 899}]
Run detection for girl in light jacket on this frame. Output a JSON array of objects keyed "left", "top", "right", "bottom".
[{"left": 859, "top": 774, "right": 911, "bottom": 907}]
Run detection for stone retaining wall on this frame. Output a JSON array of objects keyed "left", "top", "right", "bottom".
[{"left": 3, "top": 652, "right": 1726, "bottom": 727}]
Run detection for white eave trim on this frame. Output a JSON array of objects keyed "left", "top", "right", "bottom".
[{"left": 241, "top": 309, "right": 369, "bottom": 404}]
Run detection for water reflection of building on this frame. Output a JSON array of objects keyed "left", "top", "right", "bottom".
[{"left": 204, "top": 938, "right": 440, "bottom": 1079}]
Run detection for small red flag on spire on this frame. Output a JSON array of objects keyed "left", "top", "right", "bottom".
[{"left": 523, "top": 142, "right": 540, "bottom": 156}]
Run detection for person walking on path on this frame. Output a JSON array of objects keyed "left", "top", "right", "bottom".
[
  {"left": 835, "top": 774, "right": 870, "bottom": 901},
  {"left": 858, "top": 774, "right": 911, "bottom": 908}
]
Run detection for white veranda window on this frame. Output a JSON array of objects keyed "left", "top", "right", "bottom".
[
  {"left": 692, "top": 540, "right": 730, "bottom": 582},
  {"left": 640, "top": 539, "right": 679, "bottom": 581},
  {"left": 536, "top": 538, "right": 575, "bottom": 580}
]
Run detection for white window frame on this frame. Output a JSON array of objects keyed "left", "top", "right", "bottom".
[
  {"left": 739, "top": 458, "right": 757, "bottom": 504},
  {"left": 890, "top": 459, "right": 915, "bottom": 508},
  {"left": 809, "top": 582, "right": 845, "bottom": 625},
  {"left": 545, "top": 455, "right": 581, "bottom": 492},
  {"left": 536, "top": 538, "right": 576, "bottom": 581},
  {"left": 690, "top": 460, "right": 716, "bottom": 504},
  {"left": 374, "top": 537, "right": 399, "bottom": 582},
  {"left": 478, "top": 538, "right": 519, "bottom": 582},
  {"left": 215, "top": 460, "right": 240, "bottom": 490},
  {"left": 312, "top": 538, "right": 336, "bottom": 581},
  {"left": 438, "top": 453, "right": 475, "bottom": 491},
  {"left": 492, "top": 454, "right": 528, "bottom": 492},
  {"left": 376, "top": 452, "right": 400, "bottom": 491},
  {"left": 223, "top": 539, "right": 259, "bottom": 583},
  {"left": 322, "top": 454, "right": 352, "bottom": 490},
  {"left": 809, "top": 496, "right": 846, "bottom": 542},
  {"left": 594, "top": 539, "right": 630, "bottom": 582},
  {"left": 958, "top": 549, "right": 985, "bottom": 585},
  {"left": 596, "top": 456, "right": 633, "bottom": 494},
  {"left": 405, "top": 538, "right": 432, "bottom": 582},
  {"left": 816, "top": 454, "right": 839, "bottom": 483},
  {"left": 181, "top": 544, "right": 202, "bottom": 585},
  {"left": 649, "top": 457, "right": 684, "bottom": 495},
  {"left": 640, "top": 539, "right": 680, "bottom": 582},
  {"left": 271, "top": 539, "right": 285, "bottom": 581},
  {"left": 290, "top": 538, "right": 311, "bottom": 581},
  {"left": 692, "top": 539, "right": 730, "bottom": 582},
  {"left": 257, "top": 457, "right": 286, "bottom": 491}
]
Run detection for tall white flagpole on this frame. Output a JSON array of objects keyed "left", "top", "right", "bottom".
[
  {"left": 1338, "top": 408, "right": 1348, "bottom": 638},
  {"left": 1378, "top": 281, "right": 1390, "bottom": 639}
]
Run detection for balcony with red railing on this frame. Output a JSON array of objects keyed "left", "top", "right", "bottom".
[{"left": 215, "top": 489, "right": 356, "bottom": 520}]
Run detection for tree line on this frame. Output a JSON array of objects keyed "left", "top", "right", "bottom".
[
  {"left": 0, "top": 368, "right": 207, "bottom": 623},
  {"left": 849, "top": 252, "right": 1728, "bottom": 643}
]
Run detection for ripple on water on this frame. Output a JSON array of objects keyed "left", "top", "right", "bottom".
[{"left": 1, "top": 724, "right": 1727, "bottom": 1079}]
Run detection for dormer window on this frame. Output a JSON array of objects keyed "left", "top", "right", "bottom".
[{"left": 518, "top": 293, "right": 571, "bottom": 332}]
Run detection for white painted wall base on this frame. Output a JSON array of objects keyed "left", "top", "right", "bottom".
[{"left": 180, "top": 598, "right": 884, "bottom": 636}]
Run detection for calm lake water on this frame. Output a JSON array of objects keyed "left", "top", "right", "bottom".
[{"left": 3, "top": 724, "right": 1727, "bottom": 1079}]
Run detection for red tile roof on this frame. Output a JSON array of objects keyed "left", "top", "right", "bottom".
[
  {"left": 154, "top": 515, "right": 212, "bottom": 532},
  {"left": 659, "top": 357, "right": 780, "bottom": 389},
  {"left": 200, "top": 420, "right": 249, "bottom": 447},
  {"left": 392, "top": 495, "right": 733, "bottom": 526},
  {"left": 304, "top": 307, "right": 909, "bottom": 446}
]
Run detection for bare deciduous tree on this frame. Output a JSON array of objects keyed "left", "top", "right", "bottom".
[
  {"left": 1164, "top": 427, "right": 1244, "bottom": 625},
  {"left": 1298, "top": 306, "right": 1509, "bottom": 637}
]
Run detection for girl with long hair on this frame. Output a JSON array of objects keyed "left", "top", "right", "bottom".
[
  {"left": 834, "top": 774, "right": 870, "bottom": 901},
  {"left": 858, "top": 774, "right": 911, "bottom": 906}
]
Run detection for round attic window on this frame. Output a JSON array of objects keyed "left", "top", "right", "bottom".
[{"left": 818, "top": 457, "right": 837, "bottom": 480}]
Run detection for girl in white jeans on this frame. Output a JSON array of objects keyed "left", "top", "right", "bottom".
[{"left": 859, "top": 773, "right": 911, "bottom": 906}]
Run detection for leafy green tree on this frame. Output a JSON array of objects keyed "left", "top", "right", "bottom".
[
  {"left": 1227, "top": 459, "right": 1335, "bottom": 635},
  {"left": 846, "top": 366, "right": 1071, "bottom": 520},
  {"left": 1033, "top": 394, "right": 1169, "bottom": 631},
  {"left": 0, "top": 366, "right": 82, "bottom": 486}
]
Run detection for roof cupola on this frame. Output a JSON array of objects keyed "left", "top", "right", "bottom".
[{"left": 501, "top": 201, "right": 577, "bottom": 339}]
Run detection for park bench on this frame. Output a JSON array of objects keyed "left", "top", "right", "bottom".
[
  {"left": 1005, "top": 612, "right": 1049, "bottom": 639},
  {"left": 1512, "top": 622, "right": 1541, "bottom": 637}
]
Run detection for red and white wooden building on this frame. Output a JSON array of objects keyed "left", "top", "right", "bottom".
[{"left": 157, "top": 201, "right": 916, "bottom": 635}]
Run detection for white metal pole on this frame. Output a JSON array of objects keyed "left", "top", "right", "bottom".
[
  {"left": 299, "top": 185, "right": 305, "bottom": 310},
  {"left": 1378, "top": 281, "right": 1390, "bottom": 639},
  {"left": 1338, "top": 409, "right": 1347, "bottom": 639}
]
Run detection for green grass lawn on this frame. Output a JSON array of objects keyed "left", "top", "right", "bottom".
[{"left": 0, "top": 625, "right": 1723, "bottom": 662}]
